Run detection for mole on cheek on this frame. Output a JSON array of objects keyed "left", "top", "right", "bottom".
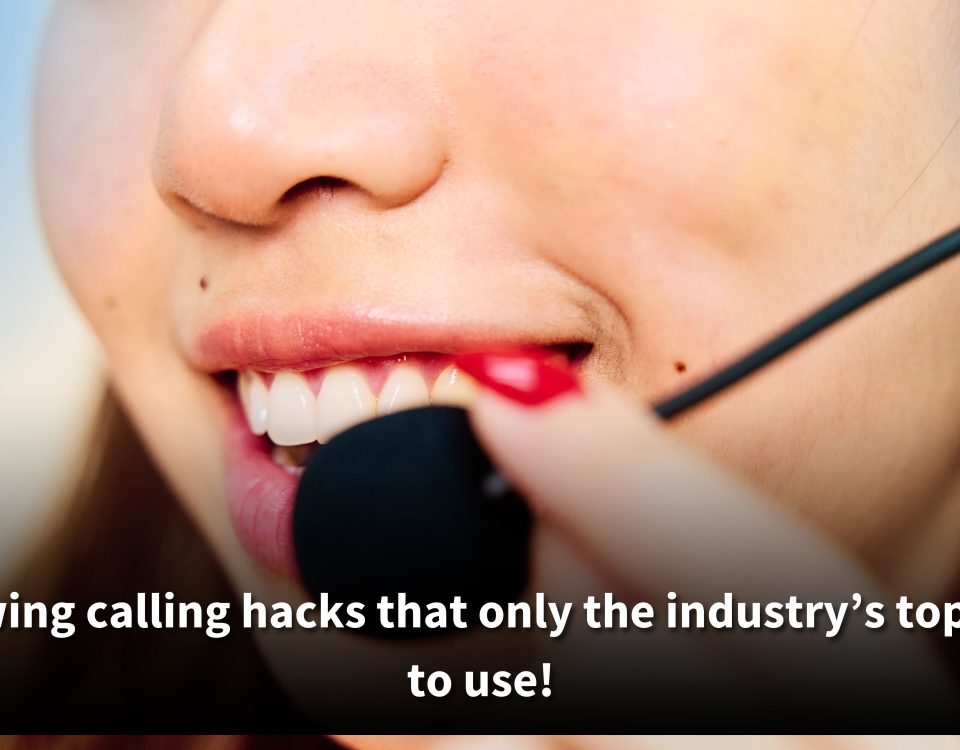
[
  {"left": 199, "top": 276, "right": 209, "bottom": 291},
  {"left": 674, "top": 361, "right": 687, "bottom": 374}
]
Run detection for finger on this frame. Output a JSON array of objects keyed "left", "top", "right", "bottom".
[
  {"left": 466, "top": 372, "right": 877, "bottom": 603},
  {"left": 457, "top": 352, "right": 958, "bottom": 707}
]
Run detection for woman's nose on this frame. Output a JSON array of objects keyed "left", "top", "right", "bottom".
[{"left": 152, "top": 1, "right": 448, "bottom": 227}]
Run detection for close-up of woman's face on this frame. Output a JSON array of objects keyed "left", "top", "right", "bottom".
[{"left": 33, "top": 0, "right": 960, "bottom": 732}]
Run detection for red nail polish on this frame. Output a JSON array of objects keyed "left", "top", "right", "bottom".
[{"left": 454, "top": 350, "right": 581, "bottom": 406}]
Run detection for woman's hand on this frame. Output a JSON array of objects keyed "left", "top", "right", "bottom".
[
  {"left": 460, "top": 351, "right": 872, "bottom": 603},
  {"left": 456, "top": 351, "right": 958, "bottom": 714}
]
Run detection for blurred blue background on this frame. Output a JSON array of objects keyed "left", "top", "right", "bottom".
[{"left": 0, "top": 1, "right": 101, "bottom": 574}]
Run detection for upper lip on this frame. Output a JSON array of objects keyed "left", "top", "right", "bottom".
[{"left": 184, "top": 306, "right": 589, "bottom": 373}]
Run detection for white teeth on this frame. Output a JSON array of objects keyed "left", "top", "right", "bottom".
[
  {"left": 316, "top": 365, "right": 375, "bottom": 443},
  {"left": 267, "top": 372, "right": 317, "bottom": 446},
  {"left": 377, "top": 365, "right": 430, "bottom": 416},
  {"left": 238, "top": 370, "right": 269, "bottom": 435},
  {"left": 239, "top": 361, "right": 471, "bottom": 452},
  {"left": 430, "top": 366, "right": 477, "bottom": 407}
]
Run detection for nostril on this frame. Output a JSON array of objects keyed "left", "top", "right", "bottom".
[{"left": 280, "top": 175, "right": 351, "bottom": 204}]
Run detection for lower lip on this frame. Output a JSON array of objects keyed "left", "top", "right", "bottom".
[{"left": 225, "top": 403, "right": 301, "bottom": 578}]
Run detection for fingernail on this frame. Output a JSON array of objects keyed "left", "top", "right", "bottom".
[{"left": 453, "top": 350, "right": 581, "bottom": 406}]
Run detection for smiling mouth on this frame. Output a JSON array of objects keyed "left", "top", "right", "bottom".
[
  {"left": 234, "top": 345, "right": 587, "bottom": 475},
  {"left": 189, "top": 307, "right": 592, "bottom": 578}
]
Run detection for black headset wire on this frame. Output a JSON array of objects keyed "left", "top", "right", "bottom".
[{"left": 652, "top": 225, "right": 960, "bottom": 420}]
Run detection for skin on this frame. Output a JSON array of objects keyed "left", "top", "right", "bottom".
[{"left": 34, "top": 0, "right": 960, "bottom": 741}]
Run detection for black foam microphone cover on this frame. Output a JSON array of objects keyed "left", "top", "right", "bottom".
[{"left": 293, "top": 406, "right": 531, "bottom": 637}]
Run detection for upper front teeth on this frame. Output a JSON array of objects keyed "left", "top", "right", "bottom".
[
  {"left": 237, "top": 363, "right": 476, "bottom": 446},
  {"left": 238, "top": 370, "right": 269, "bottom": 436},
  {"left": 377, "top": 365, "right": 430, "bottom": 416},
  {"left": 431, "top": 364, "right": 477, "bottom": 407},
  {"left": 315, "top": 366, "right": 375, "bottom": 443},
  {"left": 267, "top": 372, "right": 317, "bottom": 446}
]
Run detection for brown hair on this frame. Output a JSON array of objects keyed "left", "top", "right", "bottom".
[{"left": 0, "top": 388, "right": 322, "bottom": 735}]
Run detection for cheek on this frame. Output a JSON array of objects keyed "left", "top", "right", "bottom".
[
  {"left": 446, "top": 0, "right": 873, "bottom": 272},
  {"left": 444, "top": 1, "right": 883, "bottom": 389},
  {"left": 35, "top": 2, "right": 209, "bottom": 353},
  {"left": 34, "top": 1, "right": 240, "bottom": 552}
]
